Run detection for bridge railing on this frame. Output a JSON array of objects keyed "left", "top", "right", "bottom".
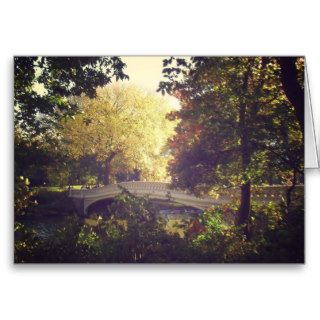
[{"left": 68, "top": 181, "right": 303, "bottom": 201}]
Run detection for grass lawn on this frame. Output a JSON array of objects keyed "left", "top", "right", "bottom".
[{"left": 37, "top": 185, "right": 82, "bottom": 193}]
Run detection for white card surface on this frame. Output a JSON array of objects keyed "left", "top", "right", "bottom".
[{"left": 305, "top": 61, "right": 319, "bottom": 168}]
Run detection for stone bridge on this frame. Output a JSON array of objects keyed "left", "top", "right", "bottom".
[
  {"left": 68, "top": 181, "right": 221, "bottom": 215},
  {"left": 68, "top": 181, "right": 302, "bottom": 215}
]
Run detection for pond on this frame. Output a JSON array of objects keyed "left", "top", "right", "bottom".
[{"left": 15, "top": 215, "right": 69, "bottom": 240}]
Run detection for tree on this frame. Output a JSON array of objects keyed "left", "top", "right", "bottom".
[
  {"left": 14, "top": 56, "right": 128, "bottom": 134},
  {"left": 278, "top": 57, "right": 304, "bottom": 132},
  {"left": 14, "top": 56, "right": 129, "bottom": 208},
  {"left": 159, "top": 57, "right": 303, "bottom": 231},
  {"left": 60, "top": 84, "right": 176, "bottom": 184}
]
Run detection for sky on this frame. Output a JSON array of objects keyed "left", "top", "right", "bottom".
[
  {"left": 32, "top": 56, "right": 181, "bottom": 109},
  {"left": 121, "top": 56, "right": 180, "bottom": 109}
]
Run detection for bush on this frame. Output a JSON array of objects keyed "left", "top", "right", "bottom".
[
  {"left": 14, "top": 176, "right": 37, "bottom": 216},
  {"left": 190, "top": 207, "right": 255, "bottom": 262},
  {"left": 254, "top": 200, "right": 304, "bottom": 263}
]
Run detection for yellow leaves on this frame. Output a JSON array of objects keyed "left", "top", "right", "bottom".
[
  {"left": 208, "top": 189, "right": 220, "bottom": 200},
  {"left": 60, "top": 84, "right": 176, "bottom": 181}
]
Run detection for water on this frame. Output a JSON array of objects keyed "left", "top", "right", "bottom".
[
  {"left": 16, "top": 205, "right": 202, "bottom": 240},
  {"left": 16, "top": 215, "right": 68, "bottom": 239}
]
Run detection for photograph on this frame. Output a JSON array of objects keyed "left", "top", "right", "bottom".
[{"left": 14, "top": 56, "right": 304, "bottom": 263}]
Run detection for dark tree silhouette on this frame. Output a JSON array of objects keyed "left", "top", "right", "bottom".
[{"left": 278, "top": 57, "right": 304, "bottom": 132}]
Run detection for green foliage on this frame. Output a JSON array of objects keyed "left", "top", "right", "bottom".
[
  {"left": 158, "top": 56, "right": 304, "bottom": 230},
  {"left": 14, "top": 191, "right": 192, "bottom": 263},
  {"left": 14, "top": 189, "right": 304, "bottom": 263},
  {"left": 97, "top": 188, "right": 191, "bottom": 262},
  {"left": 159, "top": 57, "right": 303, "bottom": 195},
  {"left": 188, "top": 197, "right": 304, "bottom": 263},
  {"left": 252, "top": 199, "right": 304, "bottom": 263},
  {"left": 14, "top": 56, "right": 129, "bottom": 197},
  {"left": 13, "top": 56, "right": 305, "bottom": 263},
  {"left": 14, "top": 56, "right": 128, "bottom": 134},
  {"left": 14, "top": 176, "right": 37, "bottom": 216},
  {"left": 77, "top": 225, "right": 103, "bottom": 258},
  {"left": 14, "top": 130, "right": 55, "bottom": 186},
  {"left": 191, "top": 207, "right": 254, "bottom": 262}
]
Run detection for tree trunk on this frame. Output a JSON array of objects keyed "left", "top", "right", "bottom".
[
  {"left": 236, "top": 69, "right": 251, "bottom": 231},
  {"left": 104, "top": 160, "right": 111, "bottom": 185},
  {"left": 236, "top": 119, "right": 251, "bottom": 229},
  {"left": 237, "top": 181, "right": 251, "bottom": 226},
  {"left": 286, "top": 169, "right": 297, "bottom": 211},
  {"left": 278, "top": 57, "right": 304, "bottom": 133},
  {"left": 103, "top": 152, "right": 116, "bottom": 185}
]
